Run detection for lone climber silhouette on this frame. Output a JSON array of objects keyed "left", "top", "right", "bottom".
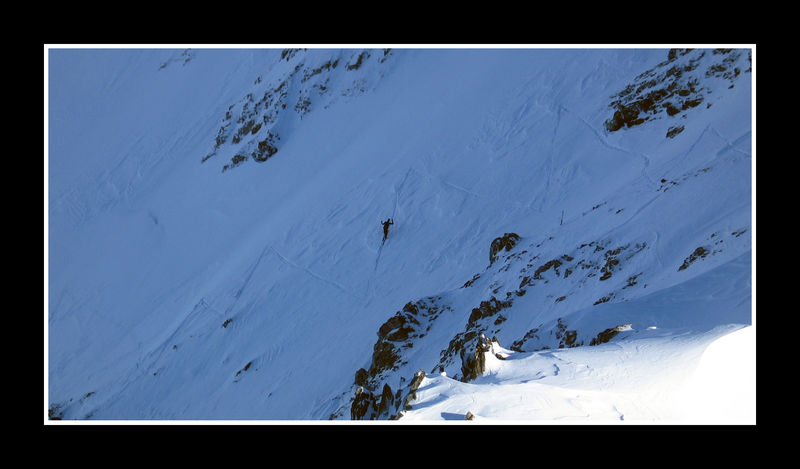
[{"left": 382, "top": 218, "right": 394, "bottom": 243}]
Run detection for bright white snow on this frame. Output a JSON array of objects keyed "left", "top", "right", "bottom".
[{"left": 401, "top": 324, "right": 753, "bottom": 423}]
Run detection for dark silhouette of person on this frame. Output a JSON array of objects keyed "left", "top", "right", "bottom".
[{"left": 382, "top": 218, "right": 394, "bottom": 243}]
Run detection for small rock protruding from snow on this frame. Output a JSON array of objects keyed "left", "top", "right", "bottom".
[
  {"left": 460, "top": 334, "right": 493, "bottom": 382},
  {"left": 489, "top": 233, "right": 520, "bottom": 265},
  {"left": 409, "top": 369, "right": 426, "bottom": 392},
  {"left": 350, "top": 386, "right": 374, "bottom": 420},
  {"left": 401, "top": 369, "right": 427, "bottom": 413}
]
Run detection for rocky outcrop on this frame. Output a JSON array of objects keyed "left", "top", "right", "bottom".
[
  {"left": 337, "top": 228, "right": 670, "bottom": 417},
  {"left": 459, "top": 334, "right": 492, "bottom": 382},
  {"left": 589, "top": 324, "right": 633, "bottom": 346},
  {"left": 203, "top": 49, "right": 395, "bottom": 172},
  {"left": 678, "top": 246, "right": 709, "bottom": 271},
  {"left": 364, "top": 298, "right": 448, "bottom": 382},
  {"left": 349, "top": 369, "right": 427, "bottom": 420},
  {"left": 604, "top": 48, "right": 750, "bottom": 135},
  {"left": 437, "top": 296, "right": 514, "bottom": 378},
  {"left": 555, "top": 318, "right": 582, "bottom": 348},
  {"left": 342, "top": 296, "right": 449, "bottom": 420},
  {"left": 490, "top": 233, "right": 520, "bottom": 265}
]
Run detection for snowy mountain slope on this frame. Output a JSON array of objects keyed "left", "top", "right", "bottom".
[
  {"left": 46, "top": 47, "right": 753, "bottom": 422},
  {"left": 402, "top": 323, "right": 754, "bottom": 423}
]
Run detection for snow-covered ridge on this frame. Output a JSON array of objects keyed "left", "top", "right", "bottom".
[{"left": 47, "top": 47, "right": 753, "bottom": 422}]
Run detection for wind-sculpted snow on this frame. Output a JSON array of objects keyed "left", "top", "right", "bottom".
[{"left": 47, "top": 47, "right": 753, "bottom": 422}]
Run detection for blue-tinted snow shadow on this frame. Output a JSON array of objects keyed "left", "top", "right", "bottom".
[{"left": 440, "top": 412, "right": 466, "bottom": 420}]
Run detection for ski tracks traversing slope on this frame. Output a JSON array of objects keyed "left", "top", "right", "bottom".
[{"left": 270, "top": 245, "right": 365, "bottom": 302}]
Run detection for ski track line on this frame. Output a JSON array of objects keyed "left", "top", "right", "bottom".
[
  {"left": 560, "top": 105, "right": 657, "bottom": 189},
  {"left": 376, "top": 167, "right": 410, "bottom": 272},
  {"left": 651, "top": 230, "right": 666, "bottom": 270},
  {"left": 709, "top": 126, "right": 752, "bottom": 159},
  {"left": 419, "top": 164, "right": 533, "bottom": 214},
  {"left": 226, "top": 244, "right": 272, "bottom": 314},
  {"left": 668, "top": 123, "right": 724, "bottom": 176},
  {"left": 84, "top": 297, "right": 214, "bottom": 419},
  {"left": 537, "top": 104, "right": 561, "bottom": 212},
  {"left": 440, "top": 179, "right": 480, "bottom": 198},
  {"left": 374, "top": 242, "right": 384, "bottom": 272},
  {"left": 269, "top": 246, "right": 365, "bottom": 301},
  {"left": 133, "top": 294, "right": 226, "bottom": 381}
]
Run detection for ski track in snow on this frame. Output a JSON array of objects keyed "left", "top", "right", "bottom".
[
  {"left": 710, "top": 127, "right": 752, "bottom": 159},
  {"left": 269, "top": 246, "right": 365, "bottom": 301},
  {"left": 227, "top": 244, "right": 271, "bottom": 314},
  {"left": 560, "top": 105, "right": 657, "bottom": 189},
  {"left": 439, "top": 179, "right": 480, "bottom": 198}
]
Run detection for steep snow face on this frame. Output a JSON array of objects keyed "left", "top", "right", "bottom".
[{"left": 46, "top": 47, "right": 752, "bottom": 421}]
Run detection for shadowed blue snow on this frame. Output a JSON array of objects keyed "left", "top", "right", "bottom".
[{"left": 47, "top": 47, "right": 753, "bottom": 422}]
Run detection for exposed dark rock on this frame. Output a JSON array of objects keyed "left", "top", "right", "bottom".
[
  {"left": 468, "top": 296, "right": 512, "bottom": 325},
  {"left": 222, "top": 154, "right": 248, "bottom": 172},
  {"left": 502, "top": 326, "right": 542, "bottom": 355},
  {"left": 590, "top": 324, "right": 632, "bottom": 346},
  {"left": 351, "top": 387, "right": 377, "bottom": 420},
  {"left": 605, "top": 48, "right": 747, "bottom": 133},
  {"left": 460, "top": 334, "right": 493, "bottom": 382},
  {"left": 406, "top": 370, "right": 425, "bottom": 400},
  {"left": 625, "top": 274, "right": 641, "bottom": 288},
  {"left": 281, "top": 48, "right": 303, "bottom": 61},
  {"left": 556, "top": 318, "right": 582, "bottom": 348},
  {"left": 490, "top": 233, "right": 520, "bottom": 265},
  {"left": 593, "top": 295, "right": 613, "bottom": 305},
  {"left": 403, "top": 301, "right": 420, "bottom": 315},
  {"left": 533, "top": 259, "right": 563, "bottom": 280},
  {"left": 350, "top": 368, "right": 427, "bottom": 420},
  {"left": 378, "top": 314, "right": 408, "bottom": 339},
  {"left": 253, "top": 135, "right": 279, "bottom": 162},
  {"left": 208, "top": 49, "right": 392, "bottom": 172},
  {"left": 356, "top": 296, "right": 449, "bottom": 405},
  {"left": 354, "top": 368, "right": 368, "bottom": 387},
  {"left": 678, "top": 246, "right": 709, "bottom": 271},
  {"left": 302, "top": 59, "right": 339, "bottom": 82},
  {"left": 599, "top": 246, "right": 626, "bottom": 281},
  {"left": 346, "top": 51, "right": 370, "bottom": 71},
  {"left": 462, "top": 273, "right": 481, "bottom": 288},
  {"left": 234, "top": 360, "right": 254, "bottom": 380},
  {"left": 376, "top": 383, "right": 395, "bottom": 416},
  {"left": 369, "top": 341, "right": 400, "bottom": 378},
  {"left": 666, "top": 125, "right": 685, "bottom": 138}
]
